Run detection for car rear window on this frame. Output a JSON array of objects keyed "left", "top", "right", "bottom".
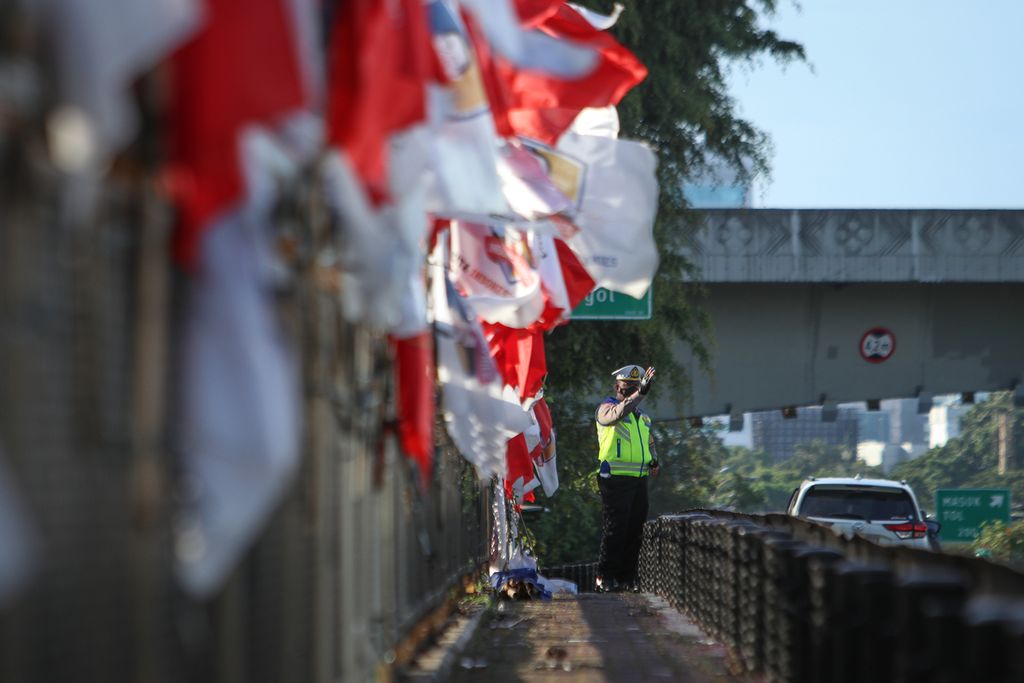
[{"left": 798, "top": 486, "right": 917, "bottom": 521}]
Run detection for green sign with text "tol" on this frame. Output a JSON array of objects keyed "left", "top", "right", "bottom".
[
  {"left": 571, "top": 287, "right": 652, "bottom": 320},
  {"left": 935, "top": 488, "right": 1011, "bottom": 543}
]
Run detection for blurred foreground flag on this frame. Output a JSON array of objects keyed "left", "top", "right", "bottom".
[
  {"left": 37, "top": 0, "right": 200, "bottom": 168},
  {"left": 422, "top": 0, "right": 509, "bottom": 220},
  {"left": 321, "top": 148, "right": 431, "bottom": 335},
  {"left": 480, "top": 1, "right": 646, "bottom": 145},
  {"left": 392, "top": 333, "right": 436, "bottom": 488},
  {"left": 431, "top": 241, "right": 532, "bottom": 480},
  {"left": 526, "top": 126, "right": 659, "bottom": 299},
  {"left": 460, "top": 0, "right": 596, "bottom": 77},
  {"left": 327, "top": 0, "right": 432, "bottom": 203},
  {"left": 168, "top": 0, "right": 312, "bottom": 268},
  {"left": 175, "top": 133, "right": 301, "bottom": 599}
]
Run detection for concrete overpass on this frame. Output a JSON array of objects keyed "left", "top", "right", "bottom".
[{"left": 659, "top": 209, "right": 1024, "bottom": 420}]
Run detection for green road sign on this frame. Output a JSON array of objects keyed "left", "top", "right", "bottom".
[
  {"left": 935, "top": 488, "right": 1011, "bottom": 543},
  {"left": 571, "top": 287, "right": 652, "bottom": 320}
]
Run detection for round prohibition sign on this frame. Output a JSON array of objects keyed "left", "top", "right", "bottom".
[{"left": 860, "top": 327, "right": 896, "bottom": 363}]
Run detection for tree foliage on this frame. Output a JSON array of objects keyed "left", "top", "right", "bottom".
[
  {"left": 713, "top": 440, "right": 885, "bottom": 512},
  {"left": 534, "top": 1, "right": 806, "bottom": 566},
  {"left": 890, "top": 392, "right": 1024, "bottom": 513},
  {"left": 971, "top": 520, "right": 1024, "bottom": 566},
  {"left": 546, "top": 1, "right": 805, "bottom": 416}
]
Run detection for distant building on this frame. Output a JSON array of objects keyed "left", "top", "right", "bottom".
[
  {"left": 682, "top": 158, "right": 753, "bottom": 209},
  {"left": 885, "top": 398, "right": 928, "bottom": 446},
  {"left": 858, "top": 411, "right": 890, "bottom": 443},
  {"left": 751, "top": 407, "right": 859, "bottom": 461},
  {"left": 929, "top": 399, "right": 971, "bottom": 448},
  {"left": 858, "top": 440, "right": 929, "bottom": 472}
]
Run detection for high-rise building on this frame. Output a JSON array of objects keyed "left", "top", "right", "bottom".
[
  {"left": 929, "top": 398, "right": 971, "bottom": 448},
  {"left": 682, "top": 159, "right": 753, "bottom": 209},
  {"left": 885, "top": 398, "right": 928, "bottom": 446},
  {"left": 857, "top": 411, "right": 890, "bottom": 443},
  {"left": 751, "top": 407, "right": 859, "bottom": 461}
]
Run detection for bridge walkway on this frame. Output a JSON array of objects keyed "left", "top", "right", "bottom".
[{"left": 409, "top": 592, "right": 757, "bottom": 683}]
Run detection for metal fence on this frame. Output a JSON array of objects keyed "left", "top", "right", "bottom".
[
  {"left": 638, "top": 510, "right": 1024, "bottom": 683},
  {"left": 0, "top": 126, "right": 489, "bottom": 683}
]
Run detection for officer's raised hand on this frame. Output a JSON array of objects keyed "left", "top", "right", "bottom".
[{"left": 638, "top": 366, "right": 656, "bottom": 395}]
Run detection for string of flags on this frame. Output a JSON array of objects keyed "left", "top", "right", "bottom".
[{"left": 29, "top": 0, "right": 659, "bottom": 596}]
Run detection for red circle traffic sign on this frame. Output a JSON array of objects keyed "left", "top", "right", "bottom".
[{"left": 860, "top": 327, "right": 896, "bottom": 363}]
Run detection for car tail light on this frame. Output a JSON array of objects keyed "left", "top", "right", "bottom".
[{"left": 883, "top": 521, "right": 927, "bottom": 539}]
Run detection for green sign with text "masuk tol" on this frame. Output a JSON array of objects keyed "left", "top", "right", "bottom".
[
  {"left": 935, "top": 488, "right": 1011, "bottom": 543},
  {"left": 571, "top": 288, "right": 652, "bottom": 320}
]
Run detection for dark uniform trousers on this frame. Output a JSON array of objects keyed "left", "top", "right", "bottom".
[{"left": 597, "top": 474, "right": 649, "bottom": 584}]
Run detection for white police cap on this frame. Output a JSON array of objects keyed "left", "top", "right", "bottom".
[{"left": 611, "top": 365, "right": 644, "bottom": 382}]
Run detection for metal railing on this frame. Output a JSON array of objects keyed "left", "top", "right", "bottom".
[{"left": 638, "top": 510, "right": 1024, "bottom": 683}]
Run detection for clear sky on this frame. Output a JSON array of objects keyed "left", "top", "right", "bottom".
[{"left": 726, "top": 1, "right": 1024, "bottom": 209}]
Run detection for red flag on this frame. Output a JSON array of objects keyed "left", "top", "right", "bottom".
[
  {"left": 167, "top": 0, "right": 308, "bottom": 268},
  {"left": 326, "top": 0, "right": 434, "bottom": 203},
  {"left": 483, "top": 323, "right": 547, "bottom": 405},
  {"left": 476, "top": 2, "right": 647, "bottom": 145},
  {"left": 393, "top": 333, "right": 437, "bottom": 487},
  {"left": 504, "top": 432, "right": 536, "bottom": 499},
  {"left": 513, "top": 0, "right": 562, "bottom": 27}
]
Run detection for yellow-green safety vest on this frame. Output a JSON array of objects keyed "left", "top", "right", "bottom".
[{"left": 596, "top": 406, "right": 652, "bottom": 477}]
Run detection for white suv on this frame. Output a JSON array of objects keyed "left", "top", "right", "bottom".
[{"left": 787, "top": 476, "right": 940, "bottom": 551}]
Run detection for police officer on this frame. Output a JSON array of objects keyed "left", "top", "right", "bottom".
[{"left": 595, "top": 364, "right": 658, "bottom": 592}]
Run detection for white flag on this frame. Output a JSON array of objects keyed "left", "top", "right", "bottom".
[
  {"left": 568, "top": 2, "right": 625, "bottom": 31},
  {"left": 448, "top": 221, "right": 547, "bottom": 329},
  {"left": 527, "top": 130, "right": 659, "bottom": 299},
  {"left": 37, "top": 0, "right": 201, "bottom": 168},
  {"left": 175, "top": 131, "right": 302, "bottom": 599},
  {"left": 322, "top": 145, "right": 430, "bottom": 336}
]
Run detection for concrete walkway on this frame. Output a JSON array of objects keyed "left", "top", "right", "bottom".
[{"left": 414, "top": 592, "right": 760, "bottom": 683}]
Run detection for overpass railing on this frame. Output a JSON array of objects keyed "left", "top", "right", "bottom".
[
  {"left": 639, "top": 510, "right": 1024, "bottom": 683},
  {"left": 0, "top": 136, "right": 488, "bottom": 683}
]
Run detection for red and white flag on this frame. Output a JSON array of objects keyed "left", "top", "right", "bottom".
[
  {"left": 478, "top": 1, "right": 647, "bottom": 145},
  {"left": 175, "top": 132, "right": 304, "bottom": 598},
  {"left": 326, "top": 0, "right": 433, "bottom": 203},
  {"left": 321, "top": 149, "right": 431, "bottom": 336},
  {"left": 430, "top": 238, "right": 532, "bottom": 479},
  {"left": 422, "top": 0, "right": 509, "bottom": 219},
  {"left": 533, "top": 231, "right": 595, "bottom": 328},
  {"left": 448, "top": 221, "right": 547, "bottom": 329},
  {"left": 460, "top": 0, "right": 596, "bottom": 77},
  {"left": 483, "top": 323, "right": 547, "bottom": 407},
  {"left": 167, "top": 0, "right": 313, "bottom": 268},
  {"left": 504, "top": 433, "right": 537, "bottom": 502},
  {"left": 529, "top": 398, "right": 559, "bottom": 496},
  {"left": 522, "top": 124, "right": 659, "bottom": 299}
]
